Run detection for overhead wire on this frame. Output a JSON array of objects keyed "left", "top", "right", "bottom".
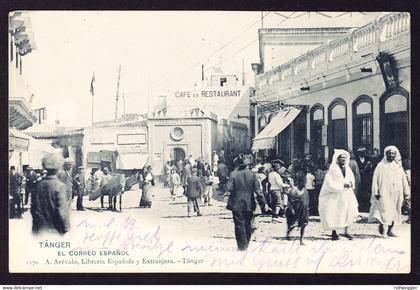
[
  {"left": 164, "top": 11, "right": 297, "bottom": 90},
  {"left": 149, "top": 11, "right": 272, "bottom": 91}
]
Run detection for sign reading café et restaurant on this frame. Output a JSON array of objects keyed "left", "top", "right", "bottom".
[
  {"left": 175, "top": 89, "right": 242, "bottom": 98},
  {"left": 168, "top": 86, "right": 250, "bottom": 124}
]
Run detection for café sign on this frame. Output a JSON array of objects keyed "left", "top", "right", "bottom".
[{"left": 175, "top": 88, "right": 242, "bottom": 99}]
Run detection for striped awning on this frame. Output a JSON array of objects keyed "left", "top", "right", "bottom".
[{"left": 252, "top": 107, "right": 301, "bottom": 151}]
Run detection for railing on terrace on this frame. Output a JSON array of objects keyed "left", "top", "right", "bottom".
[{"left": 257, "top": 12, "right": 410, "bottom": 89}]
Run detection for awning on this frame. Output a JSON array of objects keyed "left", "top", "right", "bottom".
[
  {"left": 9, "top": 128, "right": 60, "bottom": 169},
  {"left": 100, "top": 150, "right": 115, "bottom": 162},
  {"left": 87, "top": 152, "right": 101, "bottom": 163},
  {"left": 252, "top": 107, "right": 301, "bottom": 151},
  {"left": 9, "top": 128, "right": 30, "bottom": 151},
  {"left": 116, "top": 152, "right": 149, "bottom": 170}
]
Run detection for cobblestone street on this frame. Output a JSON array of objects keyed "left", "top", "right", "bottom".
[{"left": 12, "top": 183, "right": 411, "bottom": 245}]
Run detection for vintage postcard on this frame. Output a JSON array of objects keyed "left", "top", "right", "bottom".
[{"left": 8, "top": 11, "right": 411, "bottom": 273}]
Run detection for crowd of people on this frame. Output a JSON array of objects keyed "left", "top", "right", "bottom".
[
  {"left": 9, "top": 145, "right": 411, "bottom": 252},
  {"left": 224, "top": 145, "right": 411, "bottom": 251},
  {"left": 8, "top": 154, "right": 128, "bottom": 233},
  {"left": 9, "top": 159, "right": 82, "bottom": 221}
]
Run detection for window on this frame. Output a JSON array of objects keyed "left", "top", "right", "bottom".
[
  {"left": 258, "top": 115, "right": 267, "bottom": 132},
  {"left": 328, "top": 99, "right": 347, "bottom": 158},
  {"left": 268, "top": 113, "right": 276, "bottom": 124},
  {"left": 353, "top": 96, "right": 373, "bottom": 152},
  {"left": 381, "top": 91, "right": 409, "bottom": 156},
  {"left": 385, "top": 94, "right": 407, "bottom": 113},
  {"left": 310, "top": 105, "right": 324, "bottom": 164}
]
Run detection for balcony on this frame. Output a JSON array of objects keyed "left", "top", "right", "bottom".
[
  {"left": 9, "top": 97, "right": 37, "bottom": 130},
  {"left": 255, "top": 12, "right": 410, "bottom": 96}
]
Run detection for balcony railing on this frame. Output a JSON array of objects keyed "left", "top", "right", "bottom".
[{"left": 256, "top": 12, "right": 410, "bottom": 90}]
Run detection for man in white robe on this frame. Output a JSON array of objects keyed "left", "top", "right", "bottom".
[
  {"left": 318, "top": 149, "right": 359, "bottom": 240},
  {"left": 368, "top": 146, "right": 410, "bottom": 238}
]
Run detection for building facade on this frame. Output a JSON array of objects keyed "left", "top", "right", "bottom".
[
  {"left": 148, "top": 108, "right": 248, "bottom": 177},
  {"left": 83, "top": 119, "right": 148, "bottom": 174},
  {"left": 252, "top": 12, "right": 410, "bottom": 165}
]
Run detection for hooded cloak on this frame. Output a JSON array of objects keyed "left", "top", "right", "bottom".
[
  {"left": 368, "top": 146, "right": 410, "bottom": 225},
  {"left": 318, "top": 149, "right": 359, "bottom": 231}
]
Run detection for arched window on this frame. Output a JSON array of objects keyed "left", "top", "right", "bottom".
[
  {"left": 267, "top": 113, "right": 276, "bottom": 124},
  {"left": 258, "top": 115, "right": 267, "bottom": 132},
  {"left": 310, "top": 104, "right": 324, "bottom": 165},
  {"left": 380, "top": 90, "right": 409, "bottom": 156},
  {"left": 352, "top": 95, "right": 373, "bottom": 152},
  {"left": 328, "top": 98, "right": 347, "bottom": 157}
]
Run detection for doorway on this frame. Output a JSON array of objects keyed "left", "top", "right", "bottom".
[
  {"left": 173, "top": 147, "right": 186, "bottom": 162},
  {"left": 381, "top": 91, "right": 409, "bottom": 156}
]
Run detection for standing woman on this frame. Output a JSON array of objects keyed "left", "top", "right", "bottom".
[
  {"left": 318, "top": 149, "right": 359, "bottom": 240},
  {"left": 139, "top": 166, "right": 155, "bottom": 208}
]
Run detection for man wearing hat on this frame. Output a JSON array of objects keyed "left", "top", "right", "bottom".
[
  {"left": 355, "top": 146, "right": 373, "bottom": 212},
  {"left": 227, "top": 154, "right": 268, "bottom": 251},
  {"left": 185, "top": 167, "right": 203, "bottom": 217},
  {"left": 269, "top": 163, "right": 288, "bottom": 220},
  {"left": 9, "top": 165, "right": 23, "bottom": 219},
  {"left": 25, "top": 166, "right": 37, "bottom": 206},
  {"left": 73, "top": 166, "right": 85, "bottom": 211},
  {"left": 58, "top": 158, "right": 74, "bottom": 208},
  {"left": 31, "top": 153, "right": 70, "bottom": 235}
]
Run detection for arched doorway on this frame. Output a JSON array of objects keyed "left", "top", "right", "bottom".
[
  {"left": 268, "top": 113, "right": 276, "bottom": 124},
  {"left": 258, "top": 115, "right": 267, "bottom": 133},
  {"left": 380, "top": 90, "right": 409, "bottom": 156},
  {"left": 310, "top": 104, "right": 324, "bottom": 165},
  {"left": 267, "top": 113, "right": 277, "bottom": 158},
  {"left": 352, "top": 95, "right": 373, "bottom": 153},
  {"left": 293, "top": 110, "right": 307, "bottom": 157},
  {"left": 173, "top": 147, "right": 186, "bottom": 162},
  {"left": 328, "top": 98, "right": 347, "bottom": 159}
]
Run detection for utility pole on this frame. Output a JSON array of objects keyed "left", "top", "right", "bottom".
[
  {"left": 254, "top": 103, "right": 258, "bottom": 160},
  {"left": 114, "top": 64, "right": 121, "bottom": 121},
  {"left": 122, "top": 91, "right": 126, "bottom": 118},
  {"left": 261, "top": 11, "right": 264, "bottom": 29},
  {"left": 242, "top": 59, "right": 245, "bottom": 86}
]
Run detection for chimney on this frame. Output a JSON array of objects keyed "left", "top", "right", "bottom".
[{"left": 158, "top": 95, "right": 167, "bottom": 110}]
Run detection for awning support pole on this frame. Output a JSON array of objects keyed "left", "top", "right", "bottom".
[{"left": 254, "top": 104, "right": 258, "bottom": 160}]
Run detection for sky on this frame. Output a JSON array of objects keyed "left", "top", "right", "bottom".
[{"left": 9, "top": 11, "right": 388, "bottom": 127}]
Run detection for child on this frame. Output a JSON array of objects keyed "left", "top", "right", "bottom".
[
  {"left": 164, "top": 161, "right": 171, "bottom": 187},
  {"left": 169, "top": 167, "right": 181, "bottom": 201},
  {"left": 285, "top": 170, "right": 309, "bottom": 245},
  {"left": 201, "top": 165, "right": 214, "bottom": 206},
  {"left": 305, "top": 165, "right": 316, "bottom": 215}
]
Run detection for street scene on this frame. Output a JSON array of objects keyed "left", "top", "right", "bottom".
[{"left": 8, "top": 11, "right": 411, "bottom": 273}]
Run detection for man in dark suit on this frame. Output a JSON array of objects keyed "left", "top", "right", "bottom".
[
  {"left": 73, "top": 166, "right": 85, "bottom": 211},
  {"left": 58, "top": 158, "right": 74, "bottom": 209},
  {"left": 185, "top": 167, "right": 203, "bottom": 217},
  {"left": 355, "top": 147, "right": 373, "bottom": 212},
  {"left": 9, "top": 166, "right": 23, "bottom": 219},
  {"left": 31, "top": 153, "right": 70, "bottom": 235},
  {"left": 25, "top": 166, "right": 37, "bottom": 205},
  {"left": 227, "top": 155, "right": 268, "bottom": 251}
]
